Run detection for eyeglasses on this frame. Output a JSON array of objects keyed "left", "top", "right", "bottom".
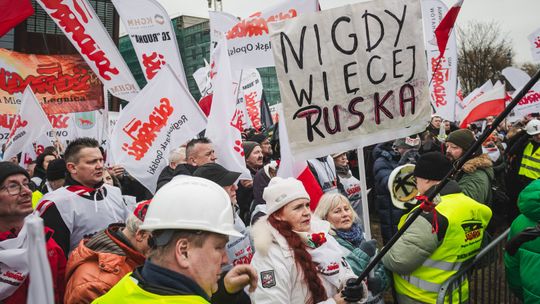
[{"left": 0, "top": 182, "right": 32, "bottom": 196}]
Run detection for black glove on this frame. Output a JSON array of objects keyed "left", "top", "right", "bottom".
[
  {"left": 341, "top": 278, "right": 366, "bottom": 302},
  {"left": 358, "top": 240, "right": 377, "bottom": 257},
  {"left": 367, "top": 276, "right": 384, "bottom": 295}
]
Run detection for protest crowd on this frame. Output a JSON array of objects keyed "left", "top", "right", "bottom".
[{"left": 1, "top": 0, "right": 540, "bottom": 303}]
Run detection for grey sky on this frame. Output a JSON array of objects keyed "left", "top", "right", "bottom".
[{"left": 150, "top": 0, "right": 539, "bottom": 64}]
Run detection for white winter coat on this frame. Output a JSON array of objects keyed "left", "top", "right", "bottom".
[{"left": 249, "top": 217, "right": 358, "bottom": 304}]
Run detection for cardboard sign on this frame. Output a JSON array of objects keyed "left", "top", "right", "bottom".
[{"left": 269, "top": 0, "right": 431, "bottom": 160}]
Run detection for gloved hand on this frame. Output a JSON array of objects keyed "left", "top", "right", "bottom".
[
  {"left": 367, "top": 276, "right": 384, "bottom": 295},
  {"left": 341, "top": 278, "right": 367, "bottom": 302},
  {"left": 358, "top": 240, "right": 377, "bottom": 257}
]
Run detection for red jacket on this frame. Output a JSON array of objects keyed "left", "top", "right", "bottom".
[{"left": 1, "top": 227, "right": 66, "bottom": 304}]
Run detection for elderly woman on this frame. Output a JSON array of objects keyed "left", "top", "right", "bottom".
[
  {"left": 314, "top": 193, "right": 388, "bottom": 304},
  {"left": 250, "top": 177, "right": 367, "bottom": 304}
]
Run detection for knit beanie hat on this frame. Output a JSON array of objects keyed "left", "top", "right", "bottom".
[
  {"left": 247, "top": 133, "right": 267, "bottom": 144},
  {"left": 446, "top": 129, "right": 475, "bottom": 151},
  {"left": 242, "top": 141, "right": 260, "bottom": 159},
  {"left": 413, "top": 152, "right": 452, "bottom": 181},
  {"left": 46, "top": 159, "right": 67, "bottom": 181},
  {"left": 263, "top": 177, "right": 310, "bottom": 215},
  {"left": 0, "top": 161, "right": 30, "bottom": 186}
]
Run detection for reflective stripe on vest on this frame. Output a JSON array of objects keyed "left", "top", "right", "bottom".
[
  {"left": 393, "top": 192, "right": 492, "bottom": 303},
  {"left": 519, "top": 142, "right": 540, "bottom": 179}
]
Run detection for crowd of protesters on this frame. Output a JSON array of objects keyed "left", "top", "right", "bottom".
[{"left": 1, "top": 112, "right": 540, "bottom": 303}]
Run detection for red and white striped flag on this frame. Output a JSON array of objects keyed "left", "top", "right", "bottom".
[
  {"left": 459, "top": 83, "right": 506, "bottom": 128},
  {"left": 434, "top": 0, "right": 464, "bottom": 56}
]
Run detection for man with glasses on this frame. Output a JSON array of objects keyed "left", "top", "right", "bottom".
[{"left": 0, "top": 161, "right": 66, "bottom": 304}]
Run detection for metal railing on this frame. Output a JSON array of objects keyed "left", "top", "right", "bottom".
[{"left": 436, "top": 228, "right": 521, "bottom": 304}]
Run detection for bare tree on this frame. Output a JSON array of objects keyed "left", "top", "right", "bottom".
[
  {"left": 520, "top": 62, "right": 540, "bottom": 77},
  {"left": 457, "top": 21, "right": 514, "bottom": 95}
]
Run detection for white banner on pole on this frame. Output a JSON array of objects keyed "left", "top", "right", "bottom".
[
  {"left": 3, "top": 87, "right": 53, "bottom": 160},
  {"left": 503, "top": 67, "right": 540, "bottom": 122},
  {"left": 210, "top": 0, "right": 318, "bottom": 70},
  {"left": 36, "top": 0, "right": 140, "bottom": 101},
  {"left": 528, "top": 27, "right": 540, "bottom": 63},
  {"left": 111, "top": 65, "right": 207, "bottom": 193},
  {"left": 421, "top": 0, "right": 458, "bottom": 120},
  {"left": 112, "top": 0, "right": 188, "bottom": 86},
  {"left": 269, "top": 0, "right": 431, "bottom": 160},
  {"left": 206, "top": 39, "right": 251, "bottom": 179}
]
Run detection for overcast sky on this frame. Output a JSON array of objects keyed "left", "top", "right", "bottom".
[{"left": 149, "top": 0, "right": 539, "bottom": 64}]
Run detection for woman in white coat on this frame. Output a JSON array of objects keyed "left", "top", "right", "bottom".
[{"left": 250, "top": 177, "right": 368, "bottom": 304}]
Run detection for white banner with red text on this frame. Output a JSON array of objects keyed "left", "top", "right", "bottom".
[
  {"left": 36, "top": 0, "right": 140, "bottom": 101},
  {"left": 503, "top": 67, "right": 540, "bottom": 122},
  {"left": 112, "top": 0, "right": 188, "bottom": 86},
  {"left": 269, "top": 0, "right": 431, "bottom": 160},
  {"left": 421, "top": 0, "right": 458, "bottom": 120},
  {"left": 111, "top": 65, "right": 207, "bottom": 193},
  {"left": 209, "top": 0, "right": 318, "bottom": 70}
]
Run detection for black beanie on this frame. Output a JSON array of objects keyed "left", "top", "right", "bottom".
[
  {"left": 446, "top": 129, "right": 475, "bottom": 151},
  {"left": 247, "top": 133, "right": 267, "bottom": 144},
  {"left": 46, "top": 159, "right": 67, "bottom": 181},
  {"left": 242, "top": 141, "right": 259, "bottom": 158},
  {"left": 414, "top": 152, "right": 452, "bottom": 181},
  {"left": 0, "top": 161, "right": 30, "bottom": 186}
]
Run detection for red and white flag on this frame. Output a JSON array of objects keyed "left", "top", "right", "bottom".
[
  {"left": 112, "top": 0, "right": 188, "bottom": 86},
  {"left": 209, "top": 0, "right": 318, "bottom": 70},
  {"left": 502, "top": 67, "right": 540, "bottom": 122},
  {"left": 111, "top": 65, "right": 207, "bottom": 193},
  {"left": 205, "top": 39, "right": 251, "bottom": 179},
  {"left": 459, "top": 82, "right": 506, "bottom": 128},
  {"left": 3, "top": 87, "right": 53, "bottom": 161},
  {"left": 434, "top": 0, "right": 463, "bottom": 57},
  {"left": 19, "top": 134, "right": 53, "bottom": 168},
  {"left": 277, "top": 108, "right": 323, "bottom": 210},
  {"left": 36, "top": 0, "right": 140, "bottom": 101}
]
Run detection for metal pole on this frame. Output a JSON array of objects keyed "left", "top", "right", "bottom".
[{"left": 353, "top": 68, "right": 540, "bottom": 283}]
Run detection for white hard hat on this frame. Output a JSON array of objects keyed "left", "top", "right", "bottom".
[
  {"left": 526, "top": 119, "right": 540, "bottom": 135},
  {"left": 388, "top": 164, "right": 418, "bottom": 210},
  {"left": 140, "top": 176, "right": 242, "bottom": 237}
]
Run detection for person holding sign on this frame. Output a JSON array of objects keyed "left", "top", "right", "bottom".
[{"left": 250, "top": 177, "right": 367, "bottom": 303}]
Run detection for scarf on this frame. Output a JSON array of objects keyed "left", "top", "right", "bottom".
[
  {"left": 335, "top": 165, "right": 351, "bottom": 178},
  {"left": 335, "top": 222, "right": 365, "bottom": 247}
]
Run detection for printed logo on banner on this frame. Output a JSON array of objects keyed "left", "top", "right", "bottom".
[{"left": 75, "top": 112, "right": 96, "bottom": 129}]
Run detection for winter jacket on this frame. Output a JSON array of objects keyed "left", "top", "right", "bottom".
[
  {"left": 155, "top": 163, "right": 197, "bottom": 191},
  {"left": 252, "top": 165, "right": 272, "bottom": 211},
  {"left": 249, "top": 218, "right": 357, "bottom": 304},
  {"left": 455, "top": 153, "right": 494, "bottom": 205},
  {"left": 332, "top": 231, "right": 388, "bottom": 303},
  {"left": 236, "top": 166, "right": 258, "bottom": 223},
  {"left": 504, "top": 179, "right": 540, "bottom": 303},
  {"left": 36, "top": 176, "right": 129, "bottom": 256},
  {"left": 372, "top": 142, "right": 404, "bottom": 244},
  {"left": 64, "top": 224, "right": 145, "bottom": 304},
  {"left": 155, "top": 165, "right": 176, "bottom": 191},
  {"left": 0, "top": 226, "right": 66, "bottom": 304}
]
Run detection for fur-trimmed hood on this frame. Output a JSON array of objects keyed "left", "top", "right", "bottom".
[
  {"left": 251, "top": 216, "right": 331, "bottom": 257},
  {"left": 462, "top": 153, "right": 493, "bottom": 174}
]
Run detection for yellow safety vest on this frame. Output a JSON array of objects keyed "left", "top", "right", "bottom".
[
  {"left": 518, "top": 142, "right": 540, "bottom": 180},
  {"left": 92, "top": 273, "right": 210, "bottom": 304},
  {"left": 393, "top": 192, "right": 492, "bottom": 303},
  {"left": 32, "top": 190, "right": 43, "bottom": 209}
]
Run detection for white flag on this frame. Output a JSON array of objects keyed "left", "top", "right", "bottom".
[
  {"left": 36, "top": 0, "right": 140, "bottom": 101},
  {"left": 502, "top": 67, "right": 540, "bottom": 122},
  {"left": 528, "top": 27, "right": 540, "bottom": 62},
  {"left": 111, "top": 65, "right": 207, "bottom": 193},
  {"left": 3, "top": 87, "right": 53, "bottom": 161},
  {"left": 19, "top": 134, "right": 53, "bottom": 168},
  {"left": 205, "top": 39, "right": 251, "bottom": 179},
  {"left": 240, "top": 69, "right": 264, "bottom": 130},
  {"left": 421, "top": 0, "right": 458, "bottom": 120},
  {"left": 112, "top": 0, "right": 188, "bottom": 86},
  {"left": 26, "top": 215, "right": 54, "bottom": 304}
]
